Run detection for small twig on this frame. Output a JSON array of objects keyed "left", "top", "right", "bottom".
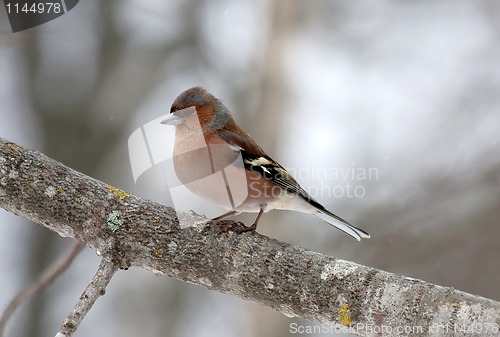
[
  {"left": 0, "top": 241, "right": 84, "bottom": 337},
  {"left": 56, "top": 258, "right": 118, "bottom": 337}
]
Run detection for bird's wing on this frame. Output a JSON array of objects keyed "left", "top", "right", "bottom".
[
  {"left": 217, "top": 128, "right": 319, "bottom": 205},
  {"left": 217, "top": 128, "right": 370, "bottom": 239}
]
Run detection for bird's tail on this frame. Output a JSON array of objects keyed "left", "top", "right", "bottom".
[{"left": 313, "top": 208, "right": 370, "bottom": 241}]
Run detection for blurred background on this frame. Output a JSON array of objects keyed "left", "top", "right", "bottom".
[{"left": 1, "top": 0, "right": 500, "bottom": 336}]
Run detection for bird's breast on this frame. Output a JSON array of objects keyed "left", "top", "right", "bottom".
[{"left": 173, "top": 139, "right": 249, "bottom": 210}]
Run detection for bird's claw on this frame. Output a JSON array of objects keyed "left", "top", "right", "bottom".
[
  {"left": 188, "top": 210, "right": 208, "bottom": 219},
  {"left": 234, "top": 222, "right": 257, "bottom": 234}
]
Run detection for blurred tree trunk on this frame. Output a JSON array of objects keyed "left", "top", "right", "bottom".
[
  {"left": 241, "top": 1, "right": 304, "bottom": 336},
  {"left": 17, "top": 0, "right": 184, "bottom": 335},
  {"left": 19, "top": 1, "right": 122, "bottom": 335}
]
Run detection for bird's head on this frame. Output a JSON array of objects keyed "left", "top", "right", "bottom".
[{"left": 161, "top": 86, "right": 233, "bottom": 132}]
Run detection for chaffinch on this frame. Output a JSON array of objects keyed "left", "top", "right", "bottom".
[{"left": 161, "top": 86, "right": 369, "bottom": 240}]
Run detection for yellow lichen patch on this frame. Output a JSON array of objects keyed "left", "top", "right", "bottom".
[
  {"left": 106, "top": 185, "right": 131, "bottom": 200},
  {"left": 6, "top": 142, "right": 21, "bottom": 154},
  {"left": 58, "top": 186, "right": 63, "bottom": 193},
  {"left": 338, "top": 303, "right": 352, "bottom": 326},
  {"left": 154, "top": 249, "right": 164, "bottom": 258}
]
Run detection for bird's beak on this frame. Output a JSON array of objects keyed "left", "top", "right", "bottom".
[
  {"left": 161, "top": 107, "right": 197, "bottom": 126},
  {"left": 161, "top": 114, "right": 183, "bottom": 125}
]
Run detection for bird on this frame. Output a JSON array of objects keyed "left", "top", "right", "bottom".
[{"left": 161, "top": 86, "right": 369, "bottom": 240}]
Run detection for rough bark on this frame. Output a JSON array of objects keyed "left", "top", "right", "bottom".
[{"left": 1, "top": 137, "right": 499, "bottom": 337}]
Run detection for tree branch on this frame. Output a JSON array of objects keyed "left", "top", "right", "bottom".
[
  {"left": 56, "top": 258, "right": 118, "bottom": 337},
  {"left": 1, "top": 137, "right": 499, "bottom": 337}
]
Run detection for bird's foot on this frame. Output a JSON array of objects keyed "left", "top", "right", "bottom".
[
  {"left": 188, "top": 210, "right": 207, "bottom": 219},
  {"left": 235, "top": 222, "right": 257, "bottom": 234}
]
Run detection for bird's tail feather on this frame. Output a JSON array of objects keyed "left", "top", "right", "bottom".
[{"left": 314, "top": 209, "right": 370, "bottom": 241}]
